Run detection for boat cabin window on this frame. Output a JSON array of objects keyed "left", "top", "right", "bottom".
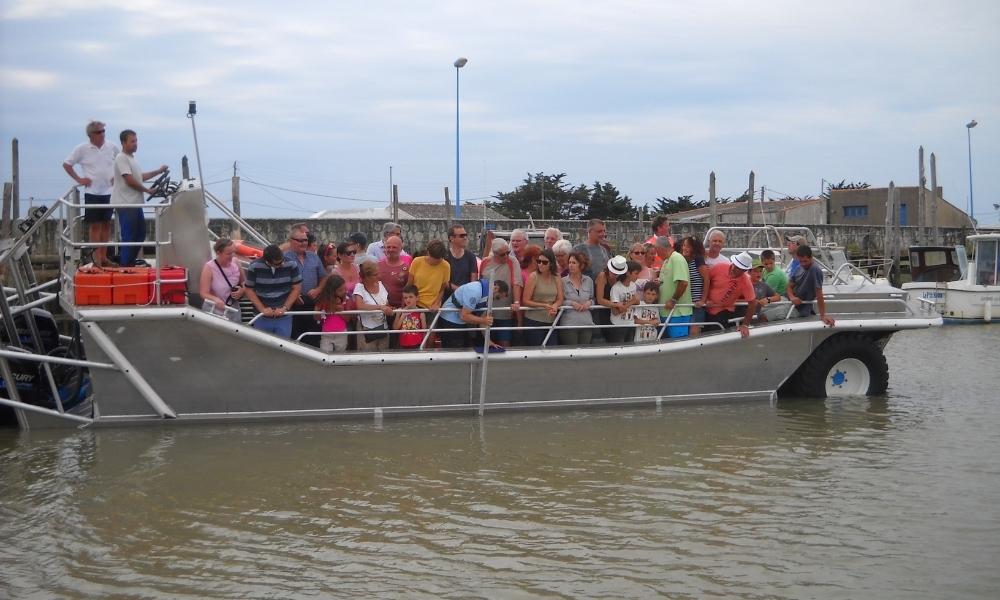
[
  {"left": 909, "top": 248, "right": 962, "bottom": 283},
  {"left": 975, "top": 240, "right": 998, "bottom": 286}
]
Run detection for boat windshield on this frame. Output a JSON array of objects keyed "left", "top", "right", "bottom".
[
  {"left": 909, "top": 248, "right": 962, "bottom": 283},
  {"left": 975, "top": 240, "right": 998, "bottom": 286}
]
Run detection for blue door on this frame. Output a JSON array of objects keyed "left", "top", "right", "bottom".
[{"left": 899, "top": 203, "right": 908, "bottom": 226}]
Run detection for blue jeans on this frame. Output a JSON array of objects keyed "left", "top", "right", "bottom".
[
  {"left": 117, "top": 207, "right": 145, "bottom": 266},
  {"left": 253, "top": 314, "right": 293, "bottom": 338}
]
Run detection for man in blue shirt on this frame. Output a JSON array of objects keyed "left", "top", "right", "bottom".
[
  {"left": 439, "top": 278, "right": 509, "bottom": 348},
  {"left": 245, "top": 244, "right": 303, "bottom": 339},
  {"left": 284, "top": 224, "right": 327, "bottom": 346},
  {"left": 786, "top": 245, "right": 835, "bottom": 327}
]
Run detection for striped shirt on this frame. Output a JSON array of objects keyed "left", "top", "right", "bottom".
[
  {"left": 245, "top": 259, "right": 302, "bottom": 308},
  {"left": 688, "top": 256, "right": 705, "bottom": 301}
]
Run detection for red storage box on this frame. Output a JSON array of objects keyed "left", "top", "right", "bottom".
[
  {"left": 74, "top": 269, "right": 113, "bottom": 305},
  {"left": 112, "top": 268, "right": 153, "bottom": 305},
  {"left": 156, "top": 266, "right": 188, "bottom": 304}
]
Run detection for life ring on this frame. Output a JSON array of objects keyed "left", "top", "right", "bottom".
[{"left": 233, "top": 240, "right": 264, "bottom": 258}]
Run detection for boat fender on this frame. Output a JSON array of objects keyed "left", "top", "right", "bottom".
[
  {"left": 985, "top": 300, "right": 992, "bottom": 323},
  {"left": 234, "top": 240, "right": 264, "bottom": 258}
]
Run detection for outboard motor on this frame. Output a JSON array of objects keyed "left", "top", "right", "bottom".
[{"left": 0, "top": 309, "right": 90, "bottom": 426}]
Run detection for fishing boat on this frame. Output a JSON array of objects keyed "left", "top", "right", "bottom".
[
  {"left": 0, "top": 173, "right": 943, "bottom": 430},
  {"left": 902, "top": 234, "right": 1000, "bottom": 322}
]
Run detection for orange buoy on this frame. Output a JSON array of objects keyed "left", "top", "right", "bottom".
[{"left": 234, "top": 240, "right": 264, "bottom": 258}]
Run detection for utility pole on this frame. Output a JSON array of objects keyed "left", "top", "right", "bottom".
[
  {"left": 930, "top": 153, "right": 939, "bottom": 242},
  {"left": 709, "top": 171, "right": 717, "bottom": 228},
  {"left": 11, "top": 138, "right": 19, "bottom": 220},
  {"left": 918, "top": 146, "right": 926, "bottom": 239},
  {"left": 442, "top": 187, "right": 450, "bottom": 225},
  {"left": 540, "top": 175, "right": 545, "bottom": 221},
  {"left": 393, "top": 184, "right": 400, "bottom": 223},
  {"left": 746, "top": 171, "right": 755, "bottom": 225},
  {"left": 231, "top": 161, "right": 242, "bottom": 240}
]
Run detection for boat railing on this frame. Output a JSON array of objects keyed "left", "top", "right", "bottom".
[
  {"left": 238, "top": 297, "right": 913, "bottom": 350},
  {"left": 49, "top": 185, "right": 189, "bottom": 308}
]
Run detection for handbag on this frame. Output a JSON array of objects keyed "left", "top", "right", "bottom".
[
  {"left": 359, "top": 283, "right": 388, "bottom": 341},
  {"left": 363, "top": 323, "right": 388, "bottom": 342},
  {"left": 214, "top": 259, "right": 239, "bottom": 306}
]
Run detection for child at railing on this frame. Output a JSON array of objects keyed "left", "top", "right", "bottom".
[
  {"left": 634, "top": 281, "right": 661, "bottom": 342},
  {"left": 608, "top": 258, "right": 642, "bottom": 343},
  {"left": 394, "top": 285, "right": 426, "bottom": 350},
  {"left": 315, "top": 274, "right": 349, "bottom": 352}
]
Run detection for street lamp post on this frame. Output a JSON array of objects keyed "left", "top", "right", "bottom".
[
  {"left": 966, "top": 119, "right": 977, "bottom": 220},
  {"left": 454, "top": 57, "right": 468, "bottom": 219}
]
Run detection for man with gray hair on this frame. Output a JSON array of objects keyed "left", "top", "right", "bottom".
[
  {"left": 63, "top": 120, "right": 119, "bottom": 266},
  {"left": 572, "top": 218, "right": 611, "bottom": 280},
  {"left": 543, "top": 227, "right": 562, "bottom": 249},
  {"left": 509, "top": 228, "right": 528, "bottom": 263},
  {"left": 369, "top": 222, "right": 411, "bottom": 262},
  {"left": 705, "top": 230, "right": 730, "bottom": 267},
  {"left": 477, "top": 238, "right": 522, "bottom": 347}
]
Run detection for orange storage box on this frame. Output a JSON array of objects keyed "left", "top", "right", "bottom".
[
  {"left": 74, "top": 269, "right": 113, "bottom": 305},
  {"left": 112, "top": 268, "right": 153, "bottom": 305},
  {"left": 156, "top": 266, "right": 188, "bottom": 304}
]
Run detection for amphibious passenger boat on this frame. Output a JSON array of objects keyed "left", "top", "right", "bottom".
[{"left": 0, "top": 179, "right": 942, "bottom": 430}]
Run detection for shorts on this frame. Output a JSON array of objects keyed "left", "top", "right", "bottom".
[
  {"left": 664, "top": 314, "right": 692, "bottom": 338},
  {"left": 690, "top": 306, "right": 706, "bottom": 325},
  {"left": 83, "top": 193, "right": 112, "bottom": 223}
]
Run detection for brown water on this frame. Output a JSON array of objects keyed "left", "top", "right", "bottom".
[{"left": 1, "top": 325, "right": 998, "bottom": 599}]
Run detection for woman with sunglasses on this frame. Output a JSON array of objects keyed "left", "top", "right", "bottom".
[
  {"left": 521, "top": 248, "right": 563, "bottom": 346},
  {"left": 629, "top": 243, "right": 656, "bottom": 286},
  {"left": 331, "top": 240, "right": 361, "bottom": 293}
]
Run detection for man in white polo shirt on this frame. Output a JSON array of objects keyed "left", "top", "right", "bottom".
[{"left": 63, "top": 120, "right": 119, "bottom": 266}]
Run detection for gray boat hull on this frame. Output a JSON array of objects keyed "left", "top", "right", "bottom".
[{"left": 30, "top": 307, "right": 933, "bottom": 428}]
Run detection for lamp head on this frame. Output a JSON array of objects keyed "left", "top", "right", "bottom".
[
  {"left": 454, "top": 57, "right": 468, "bottom": 68},
  {"left": 967, "top": 120, "right": 978, "bottom": 129}
]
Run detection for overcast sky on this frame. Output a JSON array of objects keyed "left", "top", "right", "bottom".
[{"left": 1, "top": 0, "right": 998, "bottom": 223}]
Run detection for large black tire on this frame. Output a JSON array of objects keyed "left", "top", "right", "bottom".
[{"left": 780, "top": 333, "right": 889, "bottom": 398}]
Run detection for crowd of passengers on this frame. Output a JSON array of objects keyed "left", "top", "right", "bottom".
[{"left": 200, "top": 217, "right": 836, "bottom": 352}]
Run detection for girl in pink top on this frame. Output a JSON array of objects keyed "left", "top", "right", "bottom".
[{"left": 315, "top": 274, "right": 350, "bottom": 352}]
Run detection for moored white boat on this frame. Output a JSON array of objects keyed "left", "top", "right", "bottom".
[{"left": 902, "top": 234, "right": 1000, "bottom": 322}]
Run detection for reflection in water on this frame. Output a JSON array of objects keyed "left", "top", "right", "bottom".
[{"left": 1, "top": 326, "right": 998, "bottom": 599}]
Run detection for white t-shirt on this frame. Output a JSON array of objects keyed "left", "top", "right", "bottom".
[
  {"left": 352, "top": 281, "right": 389, "bottom": 329},
  {"left": 64, "top": 141, "right": 119, "bottom": 196},
  {"left": 609, "top": 280, "right": 638, "bottom": 326},
  {"left": 705, "top": 254, "right": 731, "bottom": 267},
  {"left": 636, "top": 301, "right": 660, "bottom": 341},
  {"left": 110, "top": 152, "right": 145, "bottom": 206}
]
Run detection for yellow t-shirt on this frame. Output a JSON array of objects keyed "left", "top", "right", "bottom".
[{"left": 409, "top": 256, "right": 451, "bottom": 308}]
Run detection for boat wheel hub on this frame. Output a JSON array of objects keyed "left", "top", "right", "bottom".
[{"left": 824, "top": 357, "right": 871, "bottom": 396}]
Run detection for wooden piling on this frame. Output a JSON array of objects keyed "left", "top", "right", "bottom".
[
  {"left": 708, "top": 172, "right": 717, "bottom": 228},
  {"left": 930, "top": 153, "right": 939, "bottom": 242}
]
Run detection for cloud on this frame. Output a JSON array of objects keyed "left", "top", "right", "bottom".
[{"left": 0, "top": 67, "right": 58, "bottom": 89}]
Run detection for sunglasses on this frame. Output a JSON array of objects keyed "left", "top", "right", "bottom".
[
  {"left": 340, "top": 250, "right": 356, "bottom": 255},
  {"left": 537, "top": 259, "right": 550, "bottom": 265},
  {"left": 631, "top": 251, "right": 646, "bottom": 255}
]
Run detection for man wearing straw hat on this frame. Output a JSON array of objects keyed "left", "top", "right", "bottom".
[{"left": 702, "top": 251, "right": 758, "bottom": 338}]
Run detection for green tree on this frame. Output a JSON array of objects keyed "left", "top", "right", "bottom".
[
  {"left": 489, "top": 172, "right": 587, "bottom": 219},
  {"left": 649, "top": 195, "right": 705, "bottom": 215},
  {"left": 584, "top": 181, "right": 637, "bottom": 220}
]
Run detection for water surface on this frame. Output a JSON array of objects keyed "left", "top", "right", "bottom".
[{"left": 2, "top": 325, "right": 998, "bottom": 599}]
